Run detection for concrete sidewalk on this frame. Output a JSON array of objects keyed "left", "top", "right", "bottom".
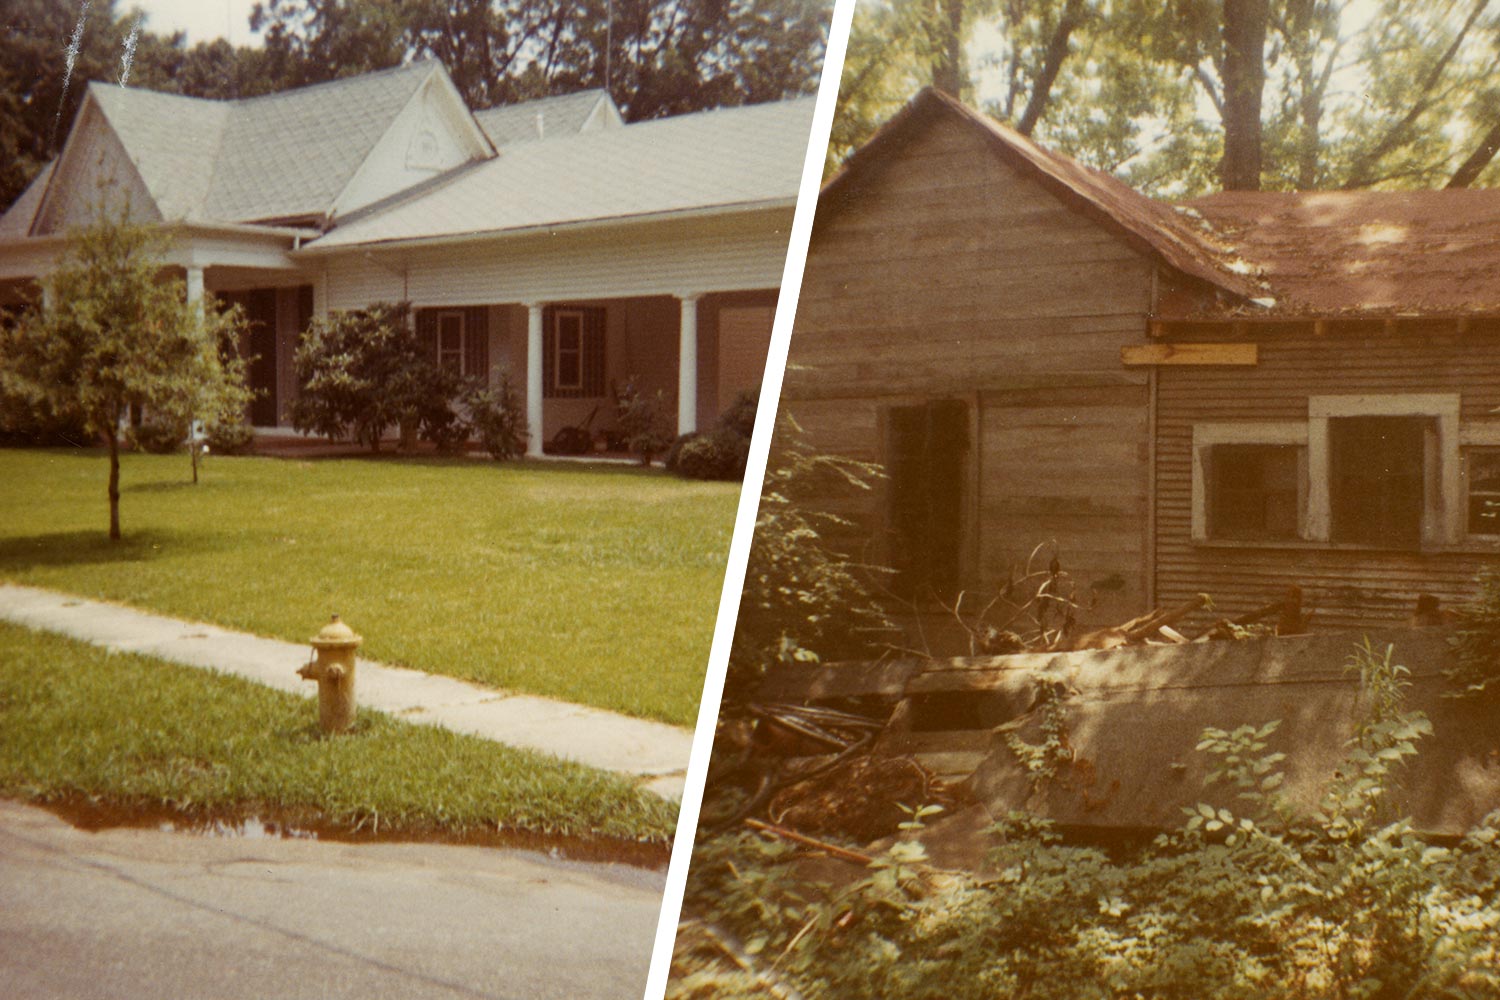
[{"left": 0, "top": 584, "right": 692, "bottom": 799}]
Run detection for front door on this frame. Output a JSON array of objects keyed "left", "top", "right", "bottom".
[{"left": 243, "top": 289, "right": 279, "bottom": 426}]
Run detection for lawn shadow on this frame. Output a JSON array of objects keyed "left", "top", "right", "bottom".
[
  {"left": 123, "top": 478, "right": 207, "bottom": 494},
  {"left": 0, "top": 528, "right": 231, "bottom": 572}
]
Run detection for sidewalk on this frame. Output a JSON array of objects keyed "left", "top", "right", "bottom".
[{"left": 0, "top": 584, "right": 692, "bottom": 800}]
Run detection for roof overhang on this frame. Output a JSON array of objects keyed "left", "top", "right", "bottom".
[
  {"left": 0, "top": 220, "right": 319, "bottom": 280},
  {"left": 293, "top": 197, "right": 796, "bottom": 256}
]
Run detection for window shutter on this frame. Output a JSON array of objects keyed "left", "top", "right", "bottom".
[
  {"left": 542, "top": 306, "right": 556, "bottom": 395},
  {"left": 464, "top": 306, "right": 488, "bottom": 379},
  {"left": 584, "top": 308, "right": 605, "bottom": 396},
  {"left": 415, "top": 308, "right": 437, "bottom": 364}
]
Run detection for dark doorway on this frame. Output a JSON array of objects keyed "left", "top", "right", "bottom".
[{"left": 1330, "top": 416, "right": 1427, "bottom": 549}]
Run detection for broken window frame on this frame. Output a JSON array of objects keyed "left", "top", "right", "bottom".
[
  {"left": 1191, "top": 423, "right": 1308, "bottom": 543},
  {"left": 1466, "top": 447, "right": 1500, "bottom": 536}
]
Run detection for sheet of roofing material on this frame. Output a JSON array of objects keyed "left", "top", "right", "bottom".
[{"left": 306, "top": 97, "right": 815, "bottom": 249}]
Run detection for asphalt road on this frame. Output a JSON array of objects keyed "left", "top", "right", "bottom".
[{"left": 0, "top": 801, "right": 665, "bottom": 1000}]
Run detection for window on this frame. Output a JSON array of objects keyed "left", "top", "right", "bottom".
[
  {"left": 543, "top": 306, "right": 606, "bottom": 398},
  {"left": 437, "top": 312, "right": 465, "bottom": 375},
  {"left": 1208, "top": 444, "right": 1300, "bottom": 540},
  {"left": 1468, "top": 450, "right": 1500, "bottom": 535},
  {"left": 553, "top": 310, "right": 583, "bottom": 390},
  {"left": 886, "top": 400, "right": 967, "bottom": 597},
  {"left": 1329, "top": 416, "right": 1428, "bottom": 548}
]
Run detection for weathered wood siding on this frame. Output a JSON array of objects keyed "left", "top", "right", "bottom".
[
  {"left": 782, "top": 112, "right": 1154, "bottom": 637},
  {"left": 1156, "top": 320, "right": 1500, "bottom": 627}
]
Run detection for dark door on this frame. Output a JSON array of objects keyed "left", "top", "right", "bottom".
[{"left": 245, "top": 288, "right": 279, "bottom": 426}]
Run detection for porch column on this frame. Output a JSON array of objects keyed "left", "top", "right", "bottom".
[
  {"left": 185, "top": 265, "right": 205, "bottom": 312},
  {"left": 526, "top": 303, "right": 544, "bottom": 457},
  {"left": 677, "top": 293, "right": 700, "bottom": 435}
]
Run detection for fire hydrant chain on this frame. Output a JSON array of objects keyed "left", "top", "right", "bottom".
[{"left": 296, "top": 614, "right": 363, "bottom": 734}]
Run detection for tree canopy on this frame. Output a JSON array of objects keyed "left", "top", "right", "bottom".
[
  {"left": 834, "top": 0, "right": 1500, "bottom": 197},
  {"left": 0, "top": 0, "right": 831, "bottom": 209}
]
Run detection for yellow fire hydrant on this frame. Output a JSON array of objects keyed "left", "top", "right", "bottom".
[{"left": 297, "top": 615, "right": 362, "bottom": 734}]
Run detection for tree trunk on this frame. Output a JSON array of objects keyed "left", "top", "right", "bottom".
[
  {"left": 931, "top": 0, "right": 965, "bottom": 96},
  {"left": 1016, "top": 0, "right": 1087, "bottom": 136},
  {"left": 1220, "top": 0, "right": 1269, "bottom": 190},
  {"left": 1448, "top": 115, "right": 1500, "bottom": 188},
  {"left": 108, "top": 409, "right": 121, "bottom": 542}
]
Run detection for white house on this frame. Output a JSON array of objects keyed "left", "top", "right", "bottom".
[{"left": 0, "top": 61, "right": 812, "bottom": 453}]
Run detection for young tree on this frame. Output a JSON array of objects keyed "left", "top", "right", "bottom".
[{"left": 0, "top": 209, "right": 252, "bottom": 541}]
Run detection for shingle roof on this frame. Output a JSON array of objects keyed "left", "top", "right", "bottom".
[
  {"left": 472, "top": 89, "right": 618, "bottom": 146},
  {"left": 59, "top": 61, "right": 437, "bottom": 227},
  {"left": 1183, "top": 188, "right": 1500, "bottom": 317},
  {"left": 0, "top": 161, "right": 54, "bottom": 238},
  {"left": 205, "top": 61, "right": 436, "bottom": 222},
  {"left": 306, "top": 97, "right": 815, "bottom": 249}
]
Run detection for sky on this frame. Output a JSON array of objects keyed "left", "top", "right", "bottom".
[{"left": 124, "top": 0, "right": 264, "bottom": 49}]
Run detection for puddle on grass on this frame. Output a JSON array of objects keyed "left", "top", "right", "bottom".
[{"left": 42, "top": 797, "right": 671, "bottom": 870}]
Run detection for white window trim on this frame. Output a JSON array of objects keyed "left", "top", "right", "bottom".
[
  {"left": 1307, "top": 393, "right": 1461, "bottom": 546},
  {"left": 551, "top": 308, "right": 586, "bottom": 392},
  {"left": 1191, "top": 423, "right": 1308, "bottom": 542},
  {"left": 437, "top": 310, "right": 466, "bottom": 376}
]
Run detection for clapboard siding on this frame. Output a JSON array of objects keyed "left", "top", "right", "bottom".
[
  {"left": 1156, "top": 325, "right": 1500, "bottom": 628},
  {"left": 782, "top": 113, "right": 1153, "bottom": 638},
  {"left": 322, "top": 208, "right": 790, "bottom": 312}
]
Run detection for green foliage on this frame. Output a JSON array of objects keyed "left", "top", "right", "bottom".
[
  {"left": 682, "top": 640, "right": 1500, "bottom": 998},
  {"left": 1449, "top": 565, "right": 1500, "bottom": 696},
  {"left": 669, "top": 391, "right": 758, "bottom": 481},
  {"left": 205, "top": 419, "right": 256, "bottom": 455},
  {"left": 726, "top": 416, "right": 896, "bottom": 702},
  {"left": 463, "top": 369, "right": 528, "bottom": 461},
  {"left": 289, "top": 301, "right": 466, "bottom": 452},
  {"left": 614, "top": 377, "right": 674, "bottom": 465},
  {"left": 0, "top": 207, "right": 250, "bottom": 538},
  {"left": 1001, "top": 671, "right": 1074, "bottom": 789},
  {"left": 126, "top": 416, "right": 189, "bottom": 454}
]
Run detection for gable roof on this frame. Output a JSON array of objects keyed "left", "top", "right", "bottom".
[
  {"left": 0, "top": 161, "right": 55, "bottom": 239},
  {"left": 821, "top": 88, "right": 1266, "bottom": 305},
  {"left": 472, "top": 89, "right": 621, "bottom": 147},
  {"left": 1184, "top": 188, "right": 1500, "bottom": 318},
  {"left": 302, "top": 96, "right": 815, "bottom": 250}
]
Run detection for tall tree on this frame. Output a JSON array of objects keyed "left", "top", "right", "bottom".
[{"left": 1220, "top": 0, "right": 1269, "bottom": 188}]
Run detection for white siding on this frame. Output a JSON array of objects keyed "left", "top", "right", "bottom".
[
  {"left": 320, "top": 208, "right": 792, "bottom": 311},
  {"left": 35, "top": 100, "right": 160, "bottom": 235}
]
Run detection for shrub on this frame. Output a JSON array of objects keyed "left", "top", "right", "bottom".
[
  {"left": 290, "top": 301, "right": 463, "bottom": 452},
  {"left": 205, "top": 419, "right": 255, "bottom": 455},
  {"left": 126, "top": 416, "right": 188, "bottom": 454},
  {"left": 668, "top": 390, "right": 758, "bottom": 481},
  {"left": 464, "top": 370, "right": 528, "bottom": 460},
  {"left": 615, "top": 377, "right": 673, "bottom": 465}
]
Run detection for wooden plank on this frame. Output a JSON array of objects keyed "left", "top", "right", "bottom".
[{"left": 1121, "top": 343, "right": 1259, "bottom": 366}]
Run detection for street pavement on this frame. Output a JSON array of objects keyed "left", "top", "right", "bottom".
[
  {"left": 0, "top": 583, "right": 693, "bottom": 799},
  {"left": 0, "top": 800, "right": 664, "bottom": 1000}
]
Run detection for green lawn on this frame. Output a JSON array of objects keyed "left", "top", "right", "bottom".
[
  {"left": 0, "top": 448, "right": 738, "bottom": 725},
  {"left": 0, "top": 623, "right": 676, "bottom": 843}
]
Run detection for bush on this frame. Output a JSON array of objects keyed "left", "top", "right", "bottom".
[
  {"left": 615, "top": 377, "right": 673, "bottom": 465},
  {"left": 127, "top": 416, "right": 188, "bottom": 454},
  {"left": 289, "top": 301, "right": 462, "bottom": 452},
  {"left": 0, "top": 389, "right": 92, "bottom": 446},
  {"left": 1449, "top": 565, "right": 1500, "bottom": 696},
  {"left": 465, "top": 370, "right": 528, "bottom": 461},
  {"left": 668, "top": 391, "right": 759, "bottom": 481},
  {"left": 205, "top": 419, "right": 255, "bottom": 455}
]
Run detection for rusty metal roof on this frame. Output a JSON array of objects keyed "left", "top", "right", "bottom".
[{"left": 1183, "top": 188, "right": 1500, "bottom": 318}]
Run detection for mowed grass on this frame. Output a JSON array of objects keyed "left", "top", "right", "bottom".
[
  {"left": 0, "top": 448, "right": 738, "bottom": 725},
  {"left": 0, "top": 623, "right": 677, "bottom": 842}
]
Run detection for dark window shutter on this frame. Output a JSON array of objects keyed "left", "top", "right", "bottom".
[
  {"left": 415, "top": 308, "right": 437, "bottom": 363},
  {"left": 583, "top": 308, "right": 605, "bottom": 396},
  {"left": 544, "top": 306, "right": 606, "bottom": 398},
  {"left": 542, "top": 306, "right": 556, "bottom": 395},
  {"left": 464, "top": 306, "right": 488, "bottom": 379}
]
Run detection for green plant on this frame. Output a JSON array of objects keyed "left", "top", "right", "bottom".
[
  {"left": 205, "top": 419, "right": 255, "bottom": 455},
  {"left": 464, "top": 370, "right": 528, "bottom": 460},
  {"left": 289, "top": 301, "right": 464, "bottom": 453},
  {"left": 127, "top": 416, "right": 189, "bottom": 454},
  {"left": 1449, "top": 564, "right": 1500, "bottom": 696},
  {"left": 0, "top": 206, "right": 251, "bottom": 539},
  {"left": 1000, "top": 671, "right": 1074, "bottom": 790},
  {"left": 668, "top": 391, "right": 759, "bottom": 481},
  {"left": 614, "top": 377, "right": 673, "bottom": 465}
]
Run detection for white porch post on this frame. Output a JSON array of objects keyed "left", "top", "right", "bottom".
[
  {"left": 677, "top": 293, "right": 700, "bottom": 436},
  {"left": 185, "top": 265, "right": 205, "bottom": 313},
  {"left": 526, "top": 303, "right": 545, "bottom": 457}
]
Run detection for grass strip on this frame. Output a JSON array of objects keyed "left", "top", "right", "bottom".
[
  {"left": 0, "top": 448, "right": 738, "bottom": 725},
  {"left": 0, "top": 623, "right": 677, "bottom": 843}
]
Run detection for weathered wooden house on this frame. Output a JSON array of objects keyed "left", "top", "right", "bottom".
[{"left": 784, "top": 87, "right": 1500, "bottom": 634}]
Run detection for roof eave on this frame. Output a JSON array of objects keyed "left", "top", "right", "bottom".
[{"left": 293, "top": 197, "right": 797, "bottom": 256}]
